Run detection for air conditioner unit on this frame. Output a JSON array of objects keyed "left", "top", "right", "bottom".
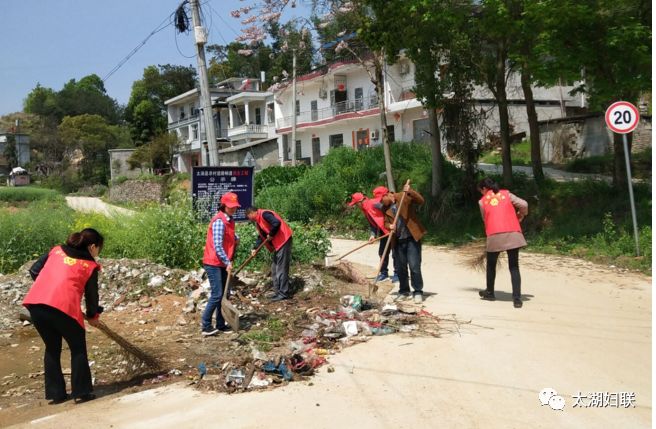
[
  {"left": 399, "top": 62, "right": 410, "bottom": 75},
  {"left": 318, "top": 87, "right": 327, "bottom": 99},
  {"left": 371, "top": 129, "right": 380, "bottom": 140}
]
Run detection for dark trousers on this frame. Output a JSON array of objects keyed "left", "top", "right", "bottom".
[
  {"left": 378, "top": 235, "right": 398, "bottom": 277},
  {"left": 202, "top": 264, "right": 228, "bottom": 330},
  {"left": 272, "top": 237, "right": 292, "bottom": 297},
  {"left": 393, "top": 238, "right": 423, "bottom": 295},
  {"left": 27, "top": 304, "right": 93, "bottom": 400},
  {"left": 486, "top": 248, "right": 521, "bottom": 299}
]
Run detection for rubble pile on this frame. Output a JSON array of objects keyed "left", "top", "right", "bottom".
[{"left": 0, "top": 259, "right": 459, "bottom": 411}]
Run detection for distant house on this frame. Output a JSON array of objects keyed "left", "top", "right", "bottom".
[
  {"left": 0, "top": 131, "right": 30, "bottom": 175},
  {"left": 271, "top": 55, "right": 584, "bottom": 164},
  {"left": 165, "top": 78, "right": 279, "bottom": 172}
]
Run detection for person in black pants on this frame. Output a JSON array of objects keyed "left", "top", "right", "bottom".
[
  {"left": 23, "top": 228, "right": 104, "bottom": 404},
  {"left": 477, "top": 178, "right": 528, "bottom": 308}
]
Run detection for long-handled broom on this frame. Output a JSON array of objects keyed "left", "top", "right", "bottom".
[{"left": 94, "top": 320, "right": 161, "bottom": 369}]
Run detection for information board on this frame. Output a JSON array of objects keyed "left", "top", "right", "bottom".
[{"left": 191, "top": 166, "right": 254, "bottom": 222}]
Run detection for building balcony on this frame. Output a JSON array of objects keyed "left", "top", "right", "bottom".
[
  {"left": 167, "top": 113, "right": 200, "bottom": 129},
  {"left": 276, "top": 95, "right": 379, "bottom": 129},
  {"left": 227, "top": 124, "right": 269, "bottom": 139}
]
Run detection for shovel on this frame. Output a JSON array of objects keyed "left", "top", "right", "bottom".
[
  {"left": 369, "top": 179, "right": 411, "bottom": 298},
  {"left": 221, "top": 240, "right": 269, "bottom": 331}
]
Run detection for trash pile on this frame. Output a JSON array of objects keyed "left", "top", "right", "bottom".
[{"left": 0, "top": 258, "right": 460, "bottom": 409}]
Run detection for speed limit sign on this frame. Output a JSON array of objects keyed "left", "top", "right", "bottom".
[{"left": 605, "top": 101, "right": 640, "bottom": 134}]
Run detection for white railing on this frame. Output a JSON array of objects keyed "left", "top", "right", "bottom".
[
  {"left": 276, "top": 95, "right": 379, "bottom": 129},
  {"left": 227, "top": 124, "right": 269, "bottom": 138}
]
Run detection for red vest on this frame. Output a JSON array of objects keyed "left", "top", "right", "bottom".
[
  {"left": 361, "top": 198, "right": 388, "bottom": 234},
  {"left": 480, "top": 190, "right": 522, "bottom": 236},
  {"left": 23, "top": 246, "right": 99, "bottom": 329},
  {"left": 203, "top": 211, "right": 236, "bottom": 267},
  {"left": 255, "top": 209, "right": 293, "bottom": 252}
]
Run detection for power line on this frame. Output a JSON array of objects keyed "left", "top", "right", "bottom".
[{"left": 102, "top": 11, "right": 176, "bottom": 82}]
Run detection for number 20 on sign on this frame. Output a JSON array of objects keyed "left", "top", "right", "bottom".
[{"left": 605, "top": 101, "right": 640, "bottom": 134}]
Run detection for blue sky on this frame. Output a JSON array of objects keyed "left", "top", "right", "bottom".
[{"left": 0, "top": 0, "right": 312, "bottom": 116}]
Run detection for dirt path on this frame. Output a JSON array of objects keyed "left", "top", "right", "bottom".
[
  {"left": 65, "top": 196, "right": 134, "bottom": 217},
  {"left": 9, "top": 239, "right": 651, "bottom": 428}
]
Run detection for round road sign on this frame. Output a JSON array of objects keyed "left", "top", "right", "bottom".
[{"left": 605, "top": 101, "right": 640, "bottom": 134}]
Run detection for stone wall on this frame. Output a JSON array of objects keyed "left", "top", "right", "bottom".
[{"left": 109, "top": 179, "right": 165, "bottom": 204}]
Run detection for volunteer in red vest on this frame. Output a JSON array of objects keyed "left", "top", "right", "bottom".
[
  {"left": 477, "top": 177, "right": 528, "bottom": 308},
  {"left": 348, "top": 187, "right": 398, "bottom": 283},
  {"left": 23, "top": 228, "right": 104, "bottom": 405},
  {"left": 246, "top": 207, "right": 293, "bottom": 301},
  {"left": 202, "top": 192, "right": 240, "bottom": 336}
]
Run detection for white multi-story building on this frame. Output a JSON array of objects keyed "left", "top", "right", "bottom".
[
  {"left": 165, "top": 78, "right": 278, "bottom": 172},
  {"left": 271, "top": 55, "right": 583, "bottom": 165}
]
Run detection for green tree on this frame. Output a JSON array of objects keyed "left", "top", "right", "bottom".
[
  {"left": 125, "top": 65, "right": 197, "bottom": 145},
  {"left": 3, "top": 134, "right": 18, "bottom": 169},
  {"left": 128, "top": 132, "right": 180, "bottom": 172},
  {"left": 538, "top": 0, "right": 651, "bottom": 187},
  {"left": 58, "top": 114, "right": 123, "bottom": 184}
]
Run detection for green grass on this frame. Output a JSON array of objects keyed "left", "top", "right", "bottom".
[
  {"left": 480, "top": 140, "right": 532, "bottom": 165},
  {"left": 563, "top": 148, "right": 651, "bottom": 180},
  {"left": 0, "top": 186, "right": 62, "bottom": 202},
  {"left": 239, "top": 317, "right": 287, "bottom": 351}
]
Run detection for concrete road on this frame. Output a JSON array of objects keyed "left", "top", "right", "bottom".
[
  {"left": 14, "top": 239, "right": 651, "bottom": 428},
  {"left": 65, "top": 196, "right": 134, "bottom": 217}
]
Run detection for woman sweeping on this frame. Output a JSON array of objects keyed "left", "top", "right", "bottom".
[
  {"left": 477, "top": 178, "right": 528, "bottom": 308},
  {"left": 23, "top": 228, "right": 104, "bottom": 404}
]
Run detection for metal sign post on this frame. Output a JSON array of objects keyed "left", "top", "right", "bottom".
[{"left": 604, "top": 101, "right": 641, "bottom": 256}]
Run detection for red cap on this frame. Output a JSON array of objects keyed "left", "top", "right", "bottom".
[
  {"left": 372, "top": 186, "right": 389, "bottom": 198},
  {"left": 220, "top": 192, "right": 241, "bottom": 208},
  {"left": 348, "top": 192, "right": 366, "bottom": 207}
]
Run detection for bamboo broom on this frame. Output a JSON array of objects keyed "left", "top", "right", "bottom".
[{"left": 95, "top": 320, "right": 160, "bottom": 369}]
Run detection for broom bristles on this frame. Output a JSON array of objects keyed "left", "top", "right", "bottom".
[
  {"left": 96, "top": 321, "right": 160, "bottom": 369},
  {"left": 457, "top": 240, "right": 503, "bottom": 272}
]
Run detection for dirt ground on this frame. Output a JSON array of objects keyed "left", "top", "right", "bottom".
[
  {"left": 2, "top": 239, "right": 652, "bottom": 428},
  {"left": 0, "top": 258, "right": 407, "bottom": 427}
]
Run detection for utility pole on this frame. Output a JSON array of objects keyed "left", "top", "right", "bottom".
[
  {"left": 189, "top": 0, "right": 218, "bottom": 166},
  {"left": 291, "top": 49, "right": 297, "bottom": 166}
]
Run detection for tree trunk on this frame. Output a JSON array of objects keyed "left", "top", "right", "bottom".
[
  {"left": 613, "top": 132, "right": 632, "bottom": 188},
  {"left": 519, "top": 64, "right": 545, "bottom": 183},
  {"left": 428, "top": 107, "right": 443, "bottom": 197},
  {"left": 375, "top": 57, "right": 395, "bottom": 192},
  {"left": 495, "top": 44, "right": 512, "bottom": 187}
]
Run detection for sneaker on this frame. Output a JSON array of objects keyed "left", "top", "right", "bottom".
[
  {"left": 48, "top": 394, "right": 70, "bottom": 405},
  {"left": 375, "top": 273, "right": 389, "bottom": 282},
  {"left": 269, "top": 294, "right": 289, "bottom": 302},
  {"left": 217, "top": 325, "right": 233, "bottom": 333},
  {"left": 413, "top": 294, "right": 423, "bottom": 304},
  {"left": 478, "top": 290, "right": 496, "bottom": 301},
  {"left": 391, "top": 274, "right": 399, "bottom": 284},
  {"left": 513, "top": 298, "right": 523, "bottom": 308},
  {"left": 201, "top": 328, "right": 219, "bottom": 337},
  {"left": 394, "top": 293, "right": 411, "bottom": 302}
]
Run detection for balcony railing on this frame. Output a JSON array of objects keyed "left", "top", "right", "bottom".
[
  {"left": 168, "top": 113, "right": 200, "bottom": 127},
  {"left": 227, "top": 124, "right": 269, "bottom": 138},
  {"left": 276, "top": 95, "right": 379, "bottom": 129}
]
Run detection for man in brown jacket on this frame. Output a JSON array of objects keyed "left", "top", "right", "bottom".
[{"left": 380, "top": 183, "right": 427, "bottom": 303}]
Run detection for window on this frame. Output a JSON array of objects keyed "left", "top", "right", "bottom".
[
  {"left": 311, "top": 100, "right": 318, "bottom": 121},
  {"left": 282, "top": 135, "right": 290, "bottom": 161},
  {"left": 295, "top": 100, "right": 300, "bottom": 116},
  {"left": 354, "top": 87, "right": 363, "bottom": 110},
  {"left": 329, "top": 134, "right": 343, "bottom": 149},
  {"left": 191, "top": 124, "right": 199, "bottom": 140},
  {"left": 179, "top": 106, "right": 185, "bottom": 120},
  {"left": 386, "top": 125, "right": 395, "bottom": 142},
  {"left": 267, "top": 102, "right": 274, "bottom": 124},
  {"left": 295, "top": 140, "right": 302, "bottom": 160},
  {"left": 255, "top": 107, "right": 262, "bottom": 125}
]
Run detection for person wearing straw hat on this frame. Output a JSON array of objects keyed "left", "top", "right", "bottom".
[
  {"left": 201, "top": 192, "right": 241, "bottom": 336},
  {"left": 245, "top": 206, "right": 293, "bottom": 302},
  {"left": 380, "top": 183, "right": 426, "bottom": 303},
  {"left": 477, "top": 177, "right": 528, "bottom": 308},
  {"left": 348, "top": 188, "right": 399, "bottom": 283},
  {"left": 23, "top": 228, "right": 104, "bottom": 404}
]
